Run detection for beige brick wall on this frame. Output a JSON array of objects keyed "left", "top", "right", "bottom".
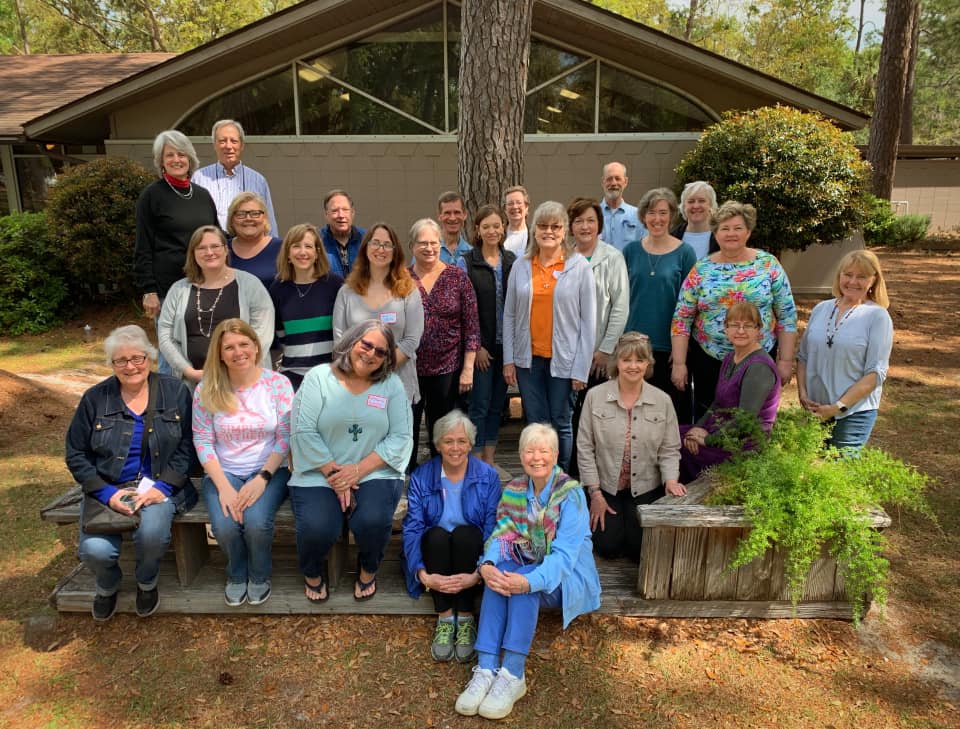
[
  {"left": 108, "top": 137, "right": 698, "bottom": 239},
  {"left": 892, "top": 158, "right": 960, "bottom": 232}
]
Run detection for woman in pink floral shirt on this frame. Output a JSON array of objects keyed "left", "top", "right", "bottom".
[{"left": 193, "top": 318, "right": 293, "bottom": 607}]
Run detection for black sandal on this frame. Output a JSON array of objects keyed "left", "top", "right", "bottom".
[
  {"left": 354, "top": 558, "right": 377, "bottom": 601},
  {"left": 305, "top": 573, "right": 328, "bottom": 603}
]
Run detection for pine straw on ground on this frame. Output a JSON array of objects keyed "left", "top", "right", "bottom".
[{"left": 0, "top": 249, "right": 957, "bottom": 729}]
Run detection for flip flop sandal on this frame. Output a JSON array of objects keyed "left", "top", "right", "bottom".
[{"left": 304, "top": 576, "right": 328, "bottom": 603}]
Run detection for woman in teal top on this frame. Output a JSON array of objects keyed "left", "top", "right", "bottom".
[{"left": 289, "top": 319, "right": 413, "bottom": 602}]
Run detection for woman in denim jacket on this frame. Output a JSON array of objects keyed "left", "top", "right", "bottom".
[{"left": 65, "top": 325, "right": 194, "bottom": 621}]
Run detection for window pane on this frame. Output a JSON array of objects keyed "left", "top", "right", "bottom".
[
  {"left": 180, "top": 68, "right": 295, "bottom": 136},
  {"left": 15, "top": 156, "right": 65, "bottom": 212},
  {"left": 298, "top": 73, "right": 434, "bottom": 134},
  {"left": 301, "top": 7, "right": 446, "bottom": 131},
  {"left": 524, "top": 64, "right": 595, "bottom": 134},
  {"left": 528, "top": 38, "right": 589, "bottom": 89},
  {"left": 599, "top": 65, "right": 712, "bottom": 133}
]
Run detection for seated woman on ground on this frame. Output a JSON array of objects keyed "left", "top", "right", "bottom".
[
  {"left": 680, "top": 301, "right": 782, "bottom": 482},
  {"left": 455, "top": 423, "right": 600, "bottom": 720},
  {"left": 193, "top": 319, "right": 293, "bottom": 607},
  {"left": 403, "top": 409, "right": 501, "bottom": 663},
  {"left": 66, "top": 325, "right": 194, "bottom": 621},
  {"left": 289, "top": 319, "right": 413, "bottom": 602},
  {"left": 575, "top": 332, "right": 685, "bottom": 562}
]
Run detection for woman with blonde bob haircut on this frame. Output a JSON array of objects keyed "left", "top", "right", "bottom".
[
  {"left": 797, "top": 250, "right": 893, "bottom": 451},
  {"left": 576, "top": 332, "right": 684, "bottom": 562},
  {"left": 270, "top": 224, "right": 343, "bottom": 389},
  {"left": 193, "top": 319, "right": 293, "bottom": 607},
  {"left": 158, "top": 225, "right": 274, "bottom": 386},
  {"left": 225, "top": 191, "right": 282, "bottom": 288}
]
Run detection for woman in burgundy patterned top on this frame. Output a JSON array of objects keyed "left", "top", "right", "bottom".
[{"left": 408, "top": 218, "right": 480, "bottom": 468}]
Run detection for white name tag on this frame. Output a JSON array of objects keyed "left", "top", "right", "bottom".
[
  {"left": 136, "top": 476, "right": 156, "bottom": 494},
  {"left": 366, "top": 394, "right": 388, "bottom": 409}
]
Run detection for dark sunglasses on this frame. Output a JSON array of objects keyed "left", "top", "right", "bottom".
[{"left": 358, "top": 338, "right": 389, "bottom": 358}]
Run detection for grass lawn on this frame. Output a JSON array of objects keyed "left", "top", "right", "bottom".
[{"left": 0, "top": 249, "right": 956, "bottom": 729}]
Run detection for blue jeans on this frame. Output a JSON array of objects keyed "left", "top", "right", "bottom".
[
  {"left": 202, "top": 467, "right": 289, "bottom": 584},
  {"left": 828, "top": 409, "right": 878, "bottom": 452},
  {"left": 289, "top": 478, "right": 401, "bottom": 577},
  {"left": 515, "top": 356, "right": 574, "bottom": 469},
  {"left": 78, "top": 498, "right": 176, "bottom": 596},
  {"left": 469, "top": 346, "right": 508, "bottom": 447},
  {"left": 475, "top": 560, "right": 563, "bottom": 659}
]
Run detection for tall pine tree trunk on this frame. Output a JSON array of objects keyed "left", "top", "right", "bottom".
[
  {"left": 457, "top": 0, "right": 534, "bottom": 215},
  {"left": 867, "top": 0, "right": 918, "bottom": 199},
  {"left": 900, "top": 0, "right": 921, "bottom": 145}
]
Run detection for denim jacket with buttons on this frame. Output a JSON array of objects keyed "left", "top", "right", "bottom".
[{"left": 65, "top": 373, "right": 194, "bottom": 496}]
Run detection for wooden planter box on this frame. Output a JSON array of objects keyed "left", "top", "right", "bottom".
[{"left": 637, "top": 478, "right": 892, "bottom": 619}]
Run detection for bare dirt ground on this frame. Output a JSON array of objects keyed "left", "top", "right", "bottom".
[{"left": 0, "top": 247, "right": 957, "bottom": 728}]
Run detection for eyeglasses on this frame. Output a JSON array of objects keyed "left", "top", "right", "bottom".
[
  {"left": 725, "top": 321, "right": 758, "bottom": 331},
  {"left": 196, "top": 244, "right": 224, "bottom": 253},
  {"left": 535, "top": 223, "right": 565, "bottom": 233},
  {"left": 414, "top": 240, "right": 440, "bottom": 249},
  {"left": 369, "top": 241, "right": 395, "bottom": 251},
  {"left": 234, "top": 210, "right": 265, "bottom": 219},
  {"left": 326, "top": 207, "right": 353, "bottom": 216},
  {"left": 111, "top": 354, "right": 147, "bottom": 368},
  {"left": 358, "top": 338, "right": 389, "bottom": 358}
]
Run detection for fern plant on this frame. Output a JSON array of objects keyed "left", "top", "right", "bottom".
[{"left": 706, "top": 408, "right": 932, "bottom": 623}]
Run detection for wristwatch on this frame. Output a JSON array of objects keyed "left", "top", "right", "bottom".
[
  {"left": 835, "top": 401, "right": 848, "bottom": 413},
  {"left": 258, "top": 468, "right": 274, "bottom": 481}
]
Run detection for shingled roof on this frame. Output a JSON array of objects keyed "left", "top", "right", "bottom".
[{"left": 0, "top": 53, "right": 172, "bottom": 141}]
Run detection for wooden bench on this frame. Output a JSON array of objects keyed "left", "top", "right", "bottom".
[{"left": 40, "top": 485, "right": 355, "bottom": 589}]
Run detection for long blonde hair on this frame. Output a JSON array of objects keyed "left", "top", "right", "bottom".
[
  {"left": 198, "top": 318, "right": 262, "bottom": 413},
  {"left": 832, "top": 250, "right": 889, "bottom": 308}
]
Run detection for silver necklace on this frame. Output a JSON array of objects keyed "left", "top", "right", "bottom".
[
  {"left": 294, "top": 279, "right": 317, "bottom": 299},
  {"left": 645, "top": 249, "right": 663, "bottom": 277},
  {"left": 195, "top": 281, "right": 226, "bottom": 337},
  {"left": 165, "top": 176, "right": 194, "bottom": 200}
]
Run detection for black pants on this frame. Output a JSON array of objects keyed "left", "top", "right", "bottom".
[
  {"left": 591, "top": 485, "right": 665, "bottom": 562},
  {"left": 421, "top": 524, "right": 484, "bottom": 613},
  {"left": 687, "top": 339, "right": 723, "bottom": 422},
  {"left": 411, "top": 371, "right": 460, "bottom": 469},
  {"left": 650, "top": 348, "right": 695, "bottom": 426}
]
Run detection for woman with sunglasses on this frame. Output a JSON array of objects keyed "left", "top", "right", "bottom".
[
  {"left": 333, "top": 223, "right": 423, "bottom": 405},
  {"left": 289, "top": 320, "right": 413, "bottom": 602},
  {"left": 679, "top": 301, "right": 782, "bottom": 482}
]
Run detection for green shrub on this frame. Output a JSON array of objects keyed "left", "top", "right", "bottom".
[
  {"left": 707, "top": 408, "right": 933, "bottom": 623},
  {"left": 46, "top": 156, "right": 154, "bottom": 301},
  {"left": 0, "top": 213, "right": 69, "bottom": 335},
  {"left": 674, "top": 105, "right": 871, "bottom": 257},
  {"left": 863, "top": 195, "right": 931, "bottom": 247},
  {"left": 886, "top": 214, "right": 931, "bottom": 247}
]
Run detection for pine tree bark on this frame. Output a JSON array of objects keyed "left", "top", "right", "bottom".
[
  {"left": 457, "top": 0, "right": 534, "bottom": 216},
  {"left": 899, "top": 0, "right": 921, "bottom": 145},
  {"left": 867, "top": 0, "right": 918, "bottom": 199}
]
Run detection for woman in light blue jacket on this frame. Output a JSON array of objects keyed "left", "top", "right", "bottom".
[{"left": 502, "top": 201, "right": 596, "bottom": 471}]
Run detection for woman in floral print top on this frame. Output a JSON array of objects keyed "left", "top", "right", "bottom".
[
  {"left": 193, "top": 318, "right": 293, "bottom": 607},
  {"left": 670, "top": 201, "right": 797, "bottom": 420}
]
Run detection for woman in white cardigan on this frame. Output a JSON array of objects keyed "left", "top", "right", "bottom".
[{"left": 158, "top": 225, "right": 273, "bottom": 386}]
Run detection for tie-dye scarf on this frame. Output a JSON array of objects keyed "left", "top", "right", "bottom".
[{"left": 487, "top": 466, "right": 580, "bottom": 563}]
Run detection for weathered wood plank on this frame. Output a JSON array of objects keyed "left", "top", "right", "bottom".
[
  {"left": 735, "top": 546, "right": 775, "bottom": 600},
  {"left": 171, "top": 521, "right": 208, "bottom": 587},
  {"left": 669, "top": 527, "right": 708, "bottom": 599},
  {"left": 768, "top": 546, "right": 792, "bottom": 601},
  {"left": 802, "top": 545, "right": 839, "bottom": 601},
  {"left": 640, "top": 504, "right": 891, "bottom": 529},
  {"left": 638, "top": 527, "right": 675, "bottom": 598},
  {"left": 703, "top": 527, "right": 742, "bottom": 600}
]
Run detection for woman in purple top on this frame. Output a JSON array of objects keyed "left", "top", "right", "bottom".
[
  {"left": 409, "top": 218, "right": 481, "bottom": 467},
  {"left": 679, "top": 301, "right": 781, "bottom": 482},
  {"left": 226, "top": 191, "right": 282, "bottom": 289}
]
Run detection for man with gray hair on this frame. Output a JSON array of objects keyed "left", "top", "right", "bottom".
[
  {"left": 193, "top": 119, "right": 278, "bottom": 232},
  {"left": 600, "top": 161, "right": 645, "bottom": 251}
]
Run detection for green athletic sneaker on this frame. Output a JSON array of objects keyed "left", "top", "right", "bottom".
[
  {"left": 454, "top": 617, "right": 477, "bottom": 663},
  {"left": 431, "top": 619, "right": 455, "bottom": 662}
]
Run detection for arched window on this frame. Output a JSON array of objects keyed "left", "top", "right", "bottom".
[{"left": 178, "top": 1, "right": 714, "bottom": 137}]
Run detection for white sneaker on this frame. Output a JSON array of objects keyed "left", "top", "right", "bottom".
[
  {"left": 454, "top": 666, "right": 496, "bottom": 716},
  {"left": 478, "top": 667, "right": 527, "bottom": 720}
]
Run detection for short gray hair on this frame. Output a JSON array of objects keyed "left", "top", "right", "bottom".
[
  {"left": 151, "top": 130, "right": 200, "bottom": 177},
  {"left": 409, "top": 218, "right": 442, "bottom": 254},
  {"left": 518, "top": 423, "right": 559, "bottom": 455},
  {"left": 103, "top": 325, "right": 157, "bottom": 365},
  {"left": 211, "top": 119, "right": 245, "bottom": 144},
  {"left": 678, "top": 181, "right": 718, "bottom": 220},
  {"left": 528, "top": 201, "right": 573, "bottom": 258},
  {"left": 331, "top": 320, "right": 397, "bottom": 383},
  {"left": 432, "top": 409, "right": 476, "bottom": 449}
]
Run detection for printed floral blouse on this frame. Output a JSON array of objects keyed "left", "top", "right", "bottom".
[{"left": 670, "top": 250, "right": 798, "bottom": 360}]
